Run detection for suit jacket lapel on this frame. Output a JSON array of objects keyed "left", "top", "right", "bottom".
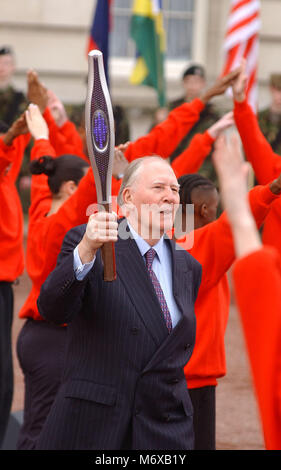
[
  {"left": 168, "top": 237, "right": 191, "bottom": 316},
  {"left": 116, "top": 227, "right": 169, "bottom": 347},
  {"left": 141, "top": 238, "right": 194, "bottom": 373}
]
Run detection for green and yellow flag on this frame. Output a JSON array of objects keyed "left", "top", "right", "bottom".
[{"left": 130, "top": 0, "right": 166, "bottom": 107}]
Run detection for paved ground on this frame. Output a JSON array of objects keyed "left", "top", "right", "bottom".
[{"left": 10, "top": 266, "right": 265, "bottom": 451}]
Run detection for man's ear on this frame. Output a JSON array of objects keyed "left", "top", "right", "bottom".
[
  {"left": 200, "top": 202, "right": 208, "bottom": 218},
  {"left": 122, "top": 187, "right": 132, "bottom": 205}
]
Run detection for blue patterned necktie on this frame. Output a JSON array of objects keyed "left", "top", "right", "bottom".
[{"left": 145, "top": 248, "right": 173, "bottom": 333}]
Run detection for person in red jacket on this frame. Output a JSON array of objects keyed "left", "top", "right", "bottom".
[
  {"left": 212, "top": 130, "right": 281, "bottom": 450},
  {"left": 27, "top": 70, "right": 86, "bottom": 159},
  {"left": 0, "top": 113, "right": 30, "bottom": 447},
  {"left": 231, "top": 59, "right": 281, "bottom": 256},
  {"left": 16, "top": 104, "right": 124, "bottom": 449},
  {"left": 170, "top": 169, "right": 280, "bottom": 450}
]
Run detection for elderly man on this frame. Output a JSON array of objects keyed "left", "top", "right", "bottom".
[{"left": 35, "top": 156, "right": 201, "bottom": 450}]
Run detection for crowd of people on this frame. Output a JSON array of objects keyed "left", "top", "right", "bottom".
[{"left": 1, "top": 44, "right": 281, "bottom": 451}]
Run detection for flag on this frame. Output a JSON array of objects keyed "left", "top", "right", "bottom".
[
  {"left": 130, "top": 0, "right": 166, "bottom": 107},
  {"left": 86, "top": 0, "right": 113, "bottom": 85},
  {"left": 221, "top": 0, "right": 261, "bottom": 112}
]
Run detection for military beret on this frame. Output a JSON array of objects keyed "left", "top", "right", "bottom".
[
  {"left": 270, "top": 73, "right": 281, "bottom": 89},
  {"left": 182, "top": 64, "right": 205, "bottom": 80}
]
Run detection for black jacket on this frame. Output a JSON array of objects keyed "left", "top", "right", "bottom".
[{"left": 36, "top": 223, "right": 202, "bottom": 450}]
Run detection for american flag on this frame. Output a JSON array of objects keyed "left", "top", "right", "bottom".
[{"left": 221, "top": 0, "right": 261, "bottom": 112}]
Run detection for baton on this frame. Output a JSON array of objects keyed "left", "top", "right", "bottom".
[{"left": 85, "top": 50, "right": 116, "bottom": 281}]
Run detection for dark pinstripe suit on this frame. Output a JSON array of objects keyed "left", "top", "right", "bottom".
[{"left": 36, "top": 222, "right": 201, "bottom": 450}]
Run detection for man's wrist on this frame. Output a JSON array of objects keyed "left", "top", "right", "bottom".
[
  {"left": 78, "top": 238, "right": 98, "bottom": 265},
  {"left": 200, "top": 89, "right": 213, "bottom": 104}
]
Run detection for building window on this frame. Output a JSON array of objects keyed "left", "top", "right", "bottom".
[{"left": 110, "top": 0, "right": 195, "bottom": 61}]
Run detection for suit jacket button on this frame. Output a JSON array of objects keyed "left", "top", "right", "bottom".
[
  {"left": 184, "top": 343, "right": 191, "bottom": 350},
  {"left": 165, "top": 414, "right": 171, "bottom": 422},
  {"left": 135, "top": 407, "right": 141, "bottom": 416},
  {"left": 130, "top": 327, "right": 139, "bottom": 335},
  {"left": 169, "top": 378, "right": 179, "bottom": 384}
]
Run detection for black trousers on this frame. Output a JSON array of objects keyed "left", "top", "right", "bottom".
[
  {"left": 189, "top": 385, "right": 216, "bottom": 450},
  {"left": 16, "top": 318, "right": 67, "bottom": 450},
  {"left": 0, "top": 282, "right": 14, "bottom": 448}
]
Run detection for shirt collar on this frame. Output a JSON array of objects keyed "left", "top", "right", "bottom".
[{"left": 127, "top": 222, "right": 165, "bottom": 263}]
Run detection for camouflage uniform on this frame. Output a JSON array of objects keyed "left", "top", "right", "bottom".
[
  {"left": 0, "top": 85, "right": 27, "bottom": 127},
  {"left": 258, "top": 109, "right": 281, "bottom": 156},
  {"left": 0, "top": 85, "right": 30, "bottom": 212},
  {"left": 169, "top": 97, "right": 221, "bottom": 183},
  {"left": 168, "top": 64, "right": 221, "bottom": 184},
  {"left": 258, "top": 73, "right": 281, "bottom": 156}
]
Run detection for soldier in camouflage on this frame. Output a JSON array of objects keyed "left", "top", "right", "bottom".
[
  {"left": 258, "top": 73, "right": 281, "bottom": 156},
  {"left": 168, "top": 64, "right": 221, "bottom": 183},
  {"left": 0, "top": 46, "right": 27, "bottom": 127}
]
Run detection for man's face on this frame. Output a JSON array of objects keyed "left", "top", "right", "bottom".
[
  {"left": 182, "top": 74, "right": 206, "bottom": 100},
  {"left": 192, "top": 187, "right": 219, "bottom": 229},
  {"left": 124, "top": 160, "right": 180, "bottom": 240},
  {"left": 205, "top": 188, "right": 220, "bottom": 224},
  {"left": 0, "top": 54, "right": 15, "bottom": 83}
]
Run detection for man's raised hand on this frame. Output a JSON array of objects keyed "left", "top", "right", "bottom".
[{"left": 78, "top": 211, "right": 118, "bottom": 264}]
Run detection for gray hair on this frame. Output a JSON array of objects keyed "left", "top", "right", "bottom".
[{"left": 117, "top": 156, "right": 171, "bottom": 206}]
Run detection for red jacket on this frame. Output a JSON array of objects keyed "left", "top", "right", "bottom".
[
  {"left": 172, "top": 130, "right": 215, "bottom": 178},
  {"left": 42, "top": 98, "right": 206, "bottom": 164},
  {"left": 172, "top": 184, "right": 280, "bottom": 389},
  {"left": 19, "top": 138, "right": 121, "bottom": 321},
  {"left": 234, "top": 99, "right": 281, "bottom": 255},
  {"left": 233, "top": 246, "right": 281, "bottom": 450},
  {"left": 124, "top": 98, "right": 205, "bottom": 161},
  {"left": 0, "top": 134, "right": 30, "bottom": 282},
  {"left": 43, "top": 108, "right": 85, "bottom": 159}
]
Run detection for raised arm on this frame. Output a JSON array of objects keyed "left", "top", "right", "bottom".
[
  {"left": 38, "top": 212, "right": 118, "bottom": 325},
  {"left": 0, "top": 113, "right": 30, "bottom": 181},
  {"left": 172, "top": 112, "right": 234, "bottom": 177},
  {"left": 213, "top": 131, "right": 263, "bottom": 257},
  {"left": 189, "top": 178, "right": 280, "bottom": 290},
  {"left": 25, "top": 104, "right": 57, "bottom": 218},
  {"left": 176, "top": 137, "right": 281, "bottom": 291},
  {"left": 125, "top": 67, "right": 242, "bottom": 162},
  {"left": 212, "top": 107, "right": 281, "bottom": 451},
  {"left": 46, "top": 89, "right": 86, "bottom": 160},
  {"left": 232, "top": 59, "right": 281, "bottom": 184},
  {"left": 231, "top": 245, "right": 281, "bottom": 450},
  {"left": 27, "top": 69, "right": 87, "bottom": 160}
]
